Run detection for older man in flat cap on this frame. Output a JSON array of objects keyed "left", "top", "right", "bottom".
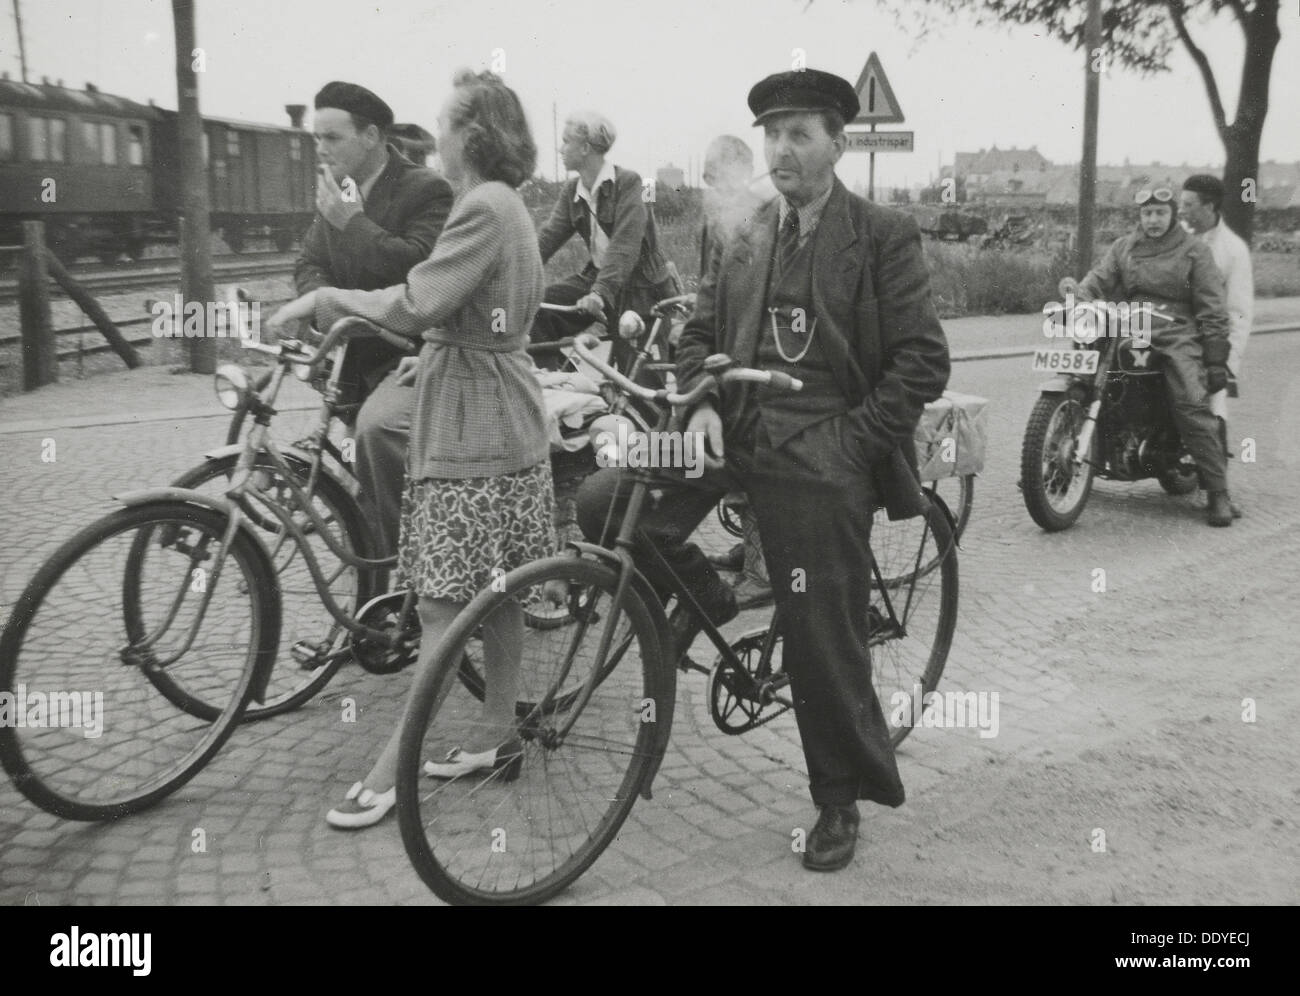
[
  {"left": 578, "top": 68, "right": 950, "bottom": 871},
  {"left": 295, "top": 81, "right": 454, "bottom": 559}
]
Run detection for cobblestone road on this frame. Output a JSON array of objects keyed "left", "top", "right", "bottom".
[{"left": 1, "top": 327, "right": 1298, "bottom": 905}]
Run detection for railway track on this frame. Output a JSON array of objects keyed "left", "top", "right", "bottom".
[{"left": 0, "top": 252, "right": 296, "bottom": 304}]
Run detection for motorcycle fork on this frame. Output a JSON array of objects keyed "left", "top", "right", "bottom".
[{"left": 1072, "top": 341, "right": 1118, "bottom": 469}]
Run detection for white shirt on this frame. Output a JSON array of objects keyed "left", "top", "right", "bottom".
[
  {"left": 574, "top": 160, "right": 617, "bottom": 269},
  {"left": 1198, "top": 220, "right": 1254, "bottom": 375}
]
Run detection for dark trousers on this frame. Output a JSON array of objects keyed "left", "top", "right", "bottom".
[
  {"left": 1152, "top": 324, "right": 1228, "bottom": 491},
  {"left": 575, "top": 413, "right": 905, "bottom": 808},
  {"left": 532, "top": 263, "right": 643, "bottom": 376}
]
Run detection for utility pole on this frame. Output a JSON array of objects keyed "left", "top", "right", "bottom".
[
  {"left": 12, "top": 0, "right": 29, "bottom": 82},
  {"left": 1076, "top": 0, "right": 1102, "bottom": 278},
  {"left": 172, "top": 0, "right": 215, "bottom": 372}
]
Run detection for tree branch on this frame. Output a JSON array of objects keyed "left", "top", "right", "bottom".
[
  {"left": 1164, "top": 0, "right": 1227, "bottom": 134},
  {"left": 1225, "top": 0, "right": 1248, "bottom": 27}
]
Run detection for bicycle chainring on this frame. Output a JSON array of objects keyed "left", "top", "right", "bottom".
[
  {"left": 707, "top": 627, "right": 791, "bottom": 735},
  {"left": 349, "top": 592, "right": 421, "bottom": 674}
]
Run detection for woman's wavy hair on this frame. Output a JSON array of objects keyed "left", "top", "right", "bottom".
[{"left": 446, "top": 69, "right": 537, "bottom": 188}]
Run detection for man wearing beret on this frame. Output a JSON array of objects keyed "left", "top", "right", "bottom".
[
  {"left": 295, "top": 81, "right": 454, "bottom": 558},
  {"left": 577, "top": 69, "right": 950, "bottom": 871}
]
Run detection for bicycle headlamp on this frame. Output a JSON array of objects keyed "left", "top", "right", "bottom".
[{"left": 213, "top": 364, "right": 250, "bottom": 410}]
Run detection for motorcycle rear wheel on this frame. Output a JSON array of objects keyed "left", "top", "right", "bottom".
[{"left": 1021, "top": 393, "right": 1095, "bottom": 531}]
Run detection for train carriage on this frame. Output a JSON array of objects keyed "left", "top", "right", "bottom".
[{"left": 0, "top": 76, "right": 315, "bottom": 263}]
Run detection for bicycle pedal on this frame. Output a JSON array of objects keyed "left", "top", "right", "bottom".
[{"left": 290, "top": 639, "right": 330, "bottom": 670}]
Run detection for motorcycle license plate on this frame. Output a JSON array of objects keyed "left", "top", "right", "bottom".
[{"left": 1031, "top": 349, "right": 1098, "bottom": 374}]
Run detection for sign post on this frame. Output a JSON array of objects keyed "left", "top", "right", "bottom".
[{"left": 849, "top": 52, "right": 906, "bottom": 201}]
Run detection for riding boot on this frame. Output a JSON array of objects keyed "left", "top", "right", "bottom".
[{"left": 1206, "top": 490, "right": 1233, "bottom": 527}]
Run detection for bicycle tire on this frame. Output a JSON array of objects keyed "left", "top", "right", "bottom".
[
  {"left": 153, "top": 453, "right": 379, "bottom": 719},
  {"left": 0, "top": 501, "right": 280, "bottom": 821},
  {"left": 397, "top": 554, "right": 670, "bottom": 905},
  {"left": 870, "top": 498, "right": 958, "bottom": 746}
]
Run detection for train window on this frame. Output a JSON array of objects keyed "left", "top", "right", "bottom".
[
  {"left": 289, "top": 135, "right": 301, "bottom": 161},
  {"left": 101, "top": 122, "right": 117, "bottom": 165},
  {"left": 27, "top": 116, "right": 67, "bottom": 161},
  {"left": 226, "top": 131, "right": 240, "bottom": 157},
  {"left": 82, "top": 120, "right": 99, "bottom": 159},
  {"left": 49, "top": 118, "right": 66, "bottom": 162},
  {"left": 128, "top": 125, "right": 144, "bottom": 166},
  {"left": 27, "top": 116, "right": 49, "bottom": 160},
  {"left": 0, "top": 113, "right": 12, "bottom": 160}
]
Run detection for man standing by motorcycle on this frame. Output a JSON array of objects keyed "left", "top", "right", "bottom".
[
  {"left": 1181, "top": 174, "right": 1253, "bottom": 519},
  {"left": 1061, "top": 187, "right": 1234, "bottom": 526}
]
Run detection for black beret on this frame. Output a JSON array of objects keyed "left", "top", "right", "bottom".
[
  {"left": 314, "top": 81, "right": 394, "bottom": 129},
  {"left": 747, "top": 69, "right": 859, "bottom": 126}
]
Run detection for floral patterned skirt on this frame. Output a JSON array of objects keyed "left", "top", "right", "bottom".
[{"left": 397, "top": 459, "right": 557, "bottom": 603}]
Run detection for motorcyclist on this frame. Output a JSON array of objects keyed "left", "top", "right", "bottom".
[{"left": 1060, "top": 187, "right": 1234, "bottom": 527}]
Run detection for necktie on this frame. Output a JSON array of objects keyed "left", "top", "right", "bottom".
[{"left": 777, "top": 209, "right": 800, "bottom": 274}]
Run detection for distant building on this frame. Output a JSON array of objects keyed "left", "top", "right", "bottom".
[
  {"left": 656, "top": 163, "right": 686, "bottom": 192},
  {"left": 945, "top": 149, "right": 1300, "bottom": 207}
]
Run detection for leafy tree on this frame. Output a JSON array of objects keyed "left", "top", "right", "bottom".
[{"left": 865, "top": 0, "right": 1282, "bottom": 243}]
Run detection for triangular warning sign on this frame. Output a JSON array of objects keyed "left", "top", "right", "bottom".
[{"left": 853, "top": 52, "right": 904, "bottom": 124}]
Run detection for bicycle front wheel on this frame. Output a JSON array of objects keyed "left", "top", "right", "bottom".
[
  {"left": 397, "top": 554, "right": 672, "bottom": 905},
  {"left": 166, "top": 452, "right": 378, "bottom": 719},
  {"left": 0, "top": 501, "right": 280, "bottom": 820}
]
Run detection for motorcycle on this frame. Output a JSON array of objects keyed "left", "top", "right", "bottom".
[{"left": 1019, "top": 294, "right": 1201, "bottom": 531}]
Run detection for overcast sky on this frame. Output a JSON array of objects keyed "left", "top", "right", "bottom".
[{"left": 4, "top": 0, "right": 1298, "bottom": 191}]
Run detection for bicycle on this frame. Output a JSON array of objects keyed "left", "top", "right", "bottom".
[
  {"left": 393, "top": 332, "right": 959, "bottom": 905},
  {"left": 168, "top": 298, "right": 687, "bottom": 716}
]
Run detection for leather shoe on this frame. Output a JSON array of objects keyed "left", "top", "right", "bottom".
[
  {"left": 424, "top": 739, "right": 523, "bottom": 782},
  {"left": 667, "top": 581, "right": 738, "bottom": 663},
  {"left": 1206, "top": 490, "right": 1233, "bottom": 527},
  {"left": 326, "top": 781, "right": 396, "bottom": 829},
  {"left": 803, "top": 803, "right": 860, "bottom": 871}
]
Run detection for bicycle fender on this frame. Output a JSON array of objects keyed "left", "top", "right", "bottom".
[
  {"left": 111, "top": 488, "right": 281, "bottom": 705},
  {"left": 199, "top": 443, "right": 356, "bottom": 495},
  {"left": 565, "top": 540, "right": 676, "bottom": 801}
]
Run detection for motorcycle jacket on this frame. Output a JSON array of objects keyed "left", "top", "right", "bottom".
[{"left": 1078, "top": 221, "right": 1229, "bottom": 357}]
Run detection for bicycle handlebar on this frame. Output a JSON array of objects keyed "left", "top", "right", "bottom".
[{"left": 569, "top": 332, "right": 801, "bottom": 408}]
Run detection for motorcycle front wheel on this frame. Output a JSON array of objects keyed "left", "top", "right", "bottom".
[{"left": 1021, "top": 392, "right": 1095, "bottom": 531}]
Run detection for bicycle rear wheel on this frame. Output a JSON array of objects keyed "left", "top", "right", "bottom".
[
  {"left": 397, "top": 555, "right": 672, "bottom": 905},
  {"left": 0, "top": 502, "right": 279, "bottom": 820},
  {"left": 869, "top": 499, "right": 958, "bottom": 745}
]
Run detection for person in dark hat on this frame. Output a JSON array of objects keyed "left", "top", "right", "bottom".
[
  {"left": 295, "top": 81, "right": 454, "bottom": 560},
  {"left": 578, "top": 67, "right": 950, "bottom": 872}
]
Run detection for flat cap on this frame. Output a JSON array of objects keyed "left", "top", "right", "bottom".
[
  {"left": 314, "top": 81, "right": 394, "bottom": 129},
  {"left": 747, "top": 69, "right": 859, "bottom": 126}
]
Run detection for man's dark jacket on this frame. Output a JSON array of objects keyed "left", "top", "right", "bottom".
[
  {"left": 536, "top": 165, "right": 674, "bottom": 312},
  {"left": 294, "top": 144, "right": 453, "bottom": 393},
  {"left": 676, "top": 177, "right": 951, "bottom": 518},
  {"left": 295, "top": 144, "right": 454, "bottom": 295}
]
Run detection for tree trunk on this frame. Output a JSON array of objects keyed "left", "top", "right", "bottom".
[{"left": 1217, "top": 0, "right": 1281, "bottom": 246}]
